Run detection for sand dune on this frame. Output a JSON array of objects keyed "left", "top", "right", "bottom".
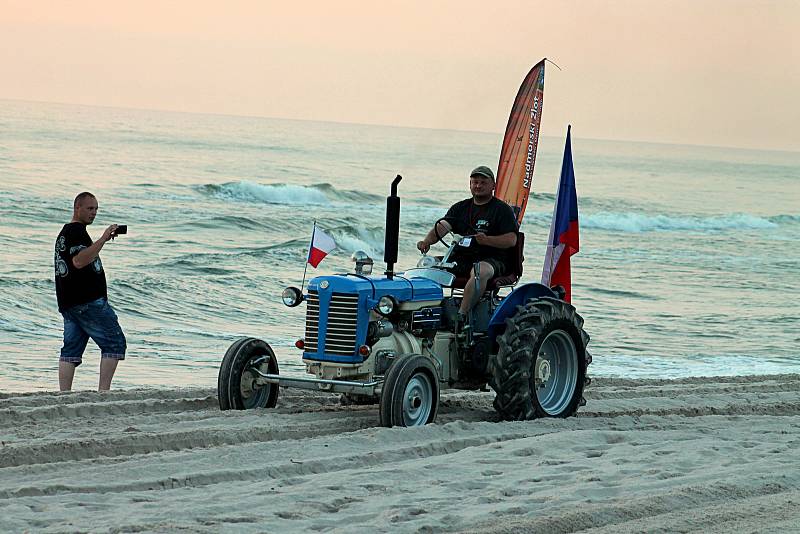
[{"left": 1, "top": 375, "right": 799, "bottom": 533}]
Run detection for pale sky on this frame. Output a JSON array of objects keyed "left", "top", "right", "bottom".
[{"left": 1, "top": 0, "right": 798, "bottom": 151}]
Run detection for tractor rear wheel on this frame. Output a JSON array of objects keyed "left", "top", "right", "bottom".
[
  {"left": 379, "top": 354, "right": 439, "bottom": 427},
  {"left": 489, "top": 298, "right": 590, "bottom": 420},
  {"left": 218, "top": 337, "right": 279, "bottom": 410}
]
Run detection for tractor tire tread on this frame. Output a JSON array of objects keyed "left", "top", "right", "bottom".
[{"left": 489, "top": 297, "right": 591, "bottom": 421}]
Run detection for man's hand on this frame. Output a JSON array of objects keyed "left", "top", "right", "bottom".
[
  {"left": 72, "top": 224, "right": 117, "bottom": 269},
  {"left": 101, "top": 224, "right": 118, "bottom": 242},
  {"left": 473, "top": 232, "right": 488, "bottom": 245},
  {"left": 417, "top": 240, "right": 431, "bottom": 254}
]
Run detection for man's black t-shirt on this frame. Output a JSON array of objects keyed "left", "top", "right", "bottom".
[
  {"left": 54, "top": 223, "right": 107, "bottom": 312},
  {"left": 443, "top": 196, "right": 518, "bottom": 267}
]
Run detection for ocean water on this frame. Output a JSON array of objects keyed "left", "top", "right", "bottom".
[{"left": 1, "top": 100, "right": 798, "bottom": 392}]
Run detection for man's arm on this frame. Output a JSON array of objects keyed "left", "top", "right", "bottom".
[
  {"left": 72, "top": 225, "right": 117, "bottom": 269},
  {"left": 417, "top": 219, "right": 453, "bottom": 254},
  {"left": 474, "top": 231, "right": 517, "bottom": 249}
]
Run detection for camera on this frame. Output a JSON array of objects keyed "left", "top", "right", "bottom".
[{"left": 114, "top": 225, "right": 127, "bottom": 235}]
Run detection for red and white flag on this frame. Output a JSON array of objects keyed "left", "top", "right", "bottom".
[{"left": 307, "top": 225, "right": 337, "bottom": 268}]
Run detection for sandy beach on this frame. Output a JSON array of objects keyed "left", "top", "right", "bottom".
[{"left": 1, "top": 374, "right": 798, "bottom": 533}]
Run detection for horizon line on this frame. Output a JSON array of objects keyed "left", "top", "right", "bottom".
[{"left": 2, "top": 97, "right": 798, "bottom": 156}]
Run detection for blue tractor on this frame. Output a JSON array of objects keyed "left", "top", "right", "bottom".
[{"left": 218, "top": 176, "right": 591, "bottom": 426}]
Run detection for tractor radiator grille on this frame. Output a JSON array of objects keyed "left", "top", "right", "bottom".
[{"left": 304, "top": 290, "right": 359, "bottom": 355}]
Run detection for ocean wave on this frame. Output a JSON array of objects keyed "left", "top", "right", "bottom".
[
  {"left": 329, "top": 225, "right": 386, "bottom": 257},
  {"left": 119, "top": 133, "right": 305, "bottom": 154},
  {"left": 769, "top": 214, "right": 800, "bottom": 225},
  {"left": 188, "top": 215, "right": 271, "bottom": 231},
  {"left": 201, "top": 181, "right": 329, "bottom": 205},
  {"left": 531, "top": 192, "right": 556, "bottom": 202},
  {"left": 199, "top": 181, "right": 383, "bottom": 207},
  {"left": 587, "top": 287, "right": 658, "bottom": 300},
  {"left": 581, "top": 212, "right": 779, "bottom": 233},
  {"left": 312, "top": 183, "right": 383, "bottom": 203},
  {"left": 160, "top": 260, "right": 235, "bottom": 276}
]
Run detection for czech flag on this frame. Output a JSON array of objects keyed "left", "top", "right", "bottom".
[
  {"left": 542, "top": 125, "right": 579, "bottom": 302},
  {"left": 307, "top": 224, "right": 337, "bottom": 268}
]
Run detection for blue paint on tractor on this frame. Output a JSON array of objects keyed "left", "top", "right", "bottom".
[
  {"left": 487, "top": 283, "right": 557, "bottom": 342},
  {"left": 303, "top": 273, "right": 443, "bottom": 364}
]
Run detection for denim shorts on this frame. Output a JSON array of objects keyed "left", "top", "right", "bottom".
[{"left": 60, "top": 298, "right": 126, "bottom": 366}]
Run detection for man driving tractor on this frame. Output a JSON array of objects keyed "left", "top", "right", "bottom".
[{"left": 417, "top": 166, "right": 518, "bottom": 322}]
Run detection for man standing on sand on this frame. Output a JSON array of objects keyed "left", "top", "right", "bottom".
[
  {"left": 417, "top": 166, "right": 518, "bottom": 323},
  {"left": 54, "top": 192, "right": 126, "bottom": 391}
]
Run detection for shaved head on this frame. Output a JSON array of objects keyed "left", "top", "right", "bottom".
[
  {"left": 72, "top": 192, "right": 99, "bottom": 225},
  {"left": 73, "top": 192, "right": 96, "bottom": 208}
]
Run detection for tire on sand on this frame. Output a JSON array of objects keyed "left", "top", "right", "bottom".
[
  {"left": 489, "top": 297, "right": 590, "bottom": 420},
  {"left": 379, "top": 354, "right": 439, "bottom": 427},
  {"left": 218, "top": 337, "right": 279, "bottom": 410}
]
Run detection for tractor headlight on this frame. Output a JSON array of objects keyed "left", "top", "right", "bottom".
[
  {"left": 282, "top": 286, "right": 304, "bottom": 307},
  {"left": 376, "top": 295, "right": 395, "bottom": 316}
]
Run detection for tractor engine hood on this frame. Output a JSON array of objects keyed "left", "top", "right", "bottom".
[
  {"left": 307, "top": 273, "right": 443, "bottom": 303},
  {"left": 303, "top": 274, "right": 443, "bottom": 364}
]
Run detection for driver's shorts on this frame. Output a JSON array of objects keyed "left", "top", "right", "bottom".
[
  {"left": 60, "top": 298, "right": 126, "bottom": 366},
  {"left": 448, "top": 257, "right": 506, "bottom": 279}
]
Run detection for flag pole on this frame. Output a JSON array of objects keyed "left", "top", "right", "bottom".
[{"left": 301, "top": 221, "right": 315, "bottom": 292}]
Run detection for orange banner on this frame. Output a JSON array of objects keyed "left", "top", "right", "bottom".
[{"left": 495, "top": 59, "right": 545, "bottom": 225}]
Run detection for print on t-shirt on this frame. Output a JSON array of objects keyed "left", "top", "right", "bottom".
[{"left": 54, "top": 223, "right": 107, "bottom": 312}]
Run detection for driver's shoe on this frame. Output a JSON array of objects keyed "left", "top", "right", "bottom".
[{"left": 456, "top": 312, "right": 472, "bottom": 338}]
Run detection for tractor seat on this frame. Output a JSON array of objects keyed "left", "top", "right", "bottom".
[{"left": 452, "top": 232, "right": 525, "bottom": 292}]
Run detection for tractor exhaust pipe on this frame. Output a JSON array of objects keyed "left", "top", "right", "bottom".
[{"left": 384, "top": 174, "right": 402, "bottom": 279}]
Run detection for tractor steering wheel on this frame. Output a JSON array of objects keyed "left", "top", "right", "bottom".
[{"left": 434, "top": 217, "right": 456, "bottom": 248}]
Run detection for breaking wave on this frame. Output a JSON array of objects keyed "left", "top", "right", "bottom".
[
  {"left": 581, "top": 212, "right": 779, "bottom": 233},
  {"left": 328, "top": 225, "right": 386, "bottom": 257},
  {"left": 201, "top": 181, "right": 329, "bottom": 205},
  {"left": 199, "top": 181, "right": 383, "bottom": 206}
]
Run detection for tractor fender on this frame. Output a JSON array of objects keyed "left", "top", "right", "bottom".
[{"left": 487, "top": 283, "right": 558, "bottom": 344}]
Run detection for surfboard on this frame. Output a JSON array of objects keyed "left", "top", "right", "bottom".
[{"left": 495, "top": 59, "right": 545, "bottom": 225}]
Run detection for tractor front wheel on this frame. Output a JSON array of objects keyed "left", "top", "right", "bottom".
[
  {"left": 379, "top": 354, "right": 439, "bottom": 427},
  {"left": 218, "top": 337, "right": 280, "bottom": 410}
]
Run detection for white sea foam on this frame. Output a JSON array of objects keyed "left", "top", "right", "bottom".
[
  {"left": 581, "top": 212, "right": 778, "bottom": 233},
  {"left": 214, "top": 181, "right": 329, "bottom": 205},
  {"left": 332, "top": 227, "right": 385, "bottom": 257}
]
